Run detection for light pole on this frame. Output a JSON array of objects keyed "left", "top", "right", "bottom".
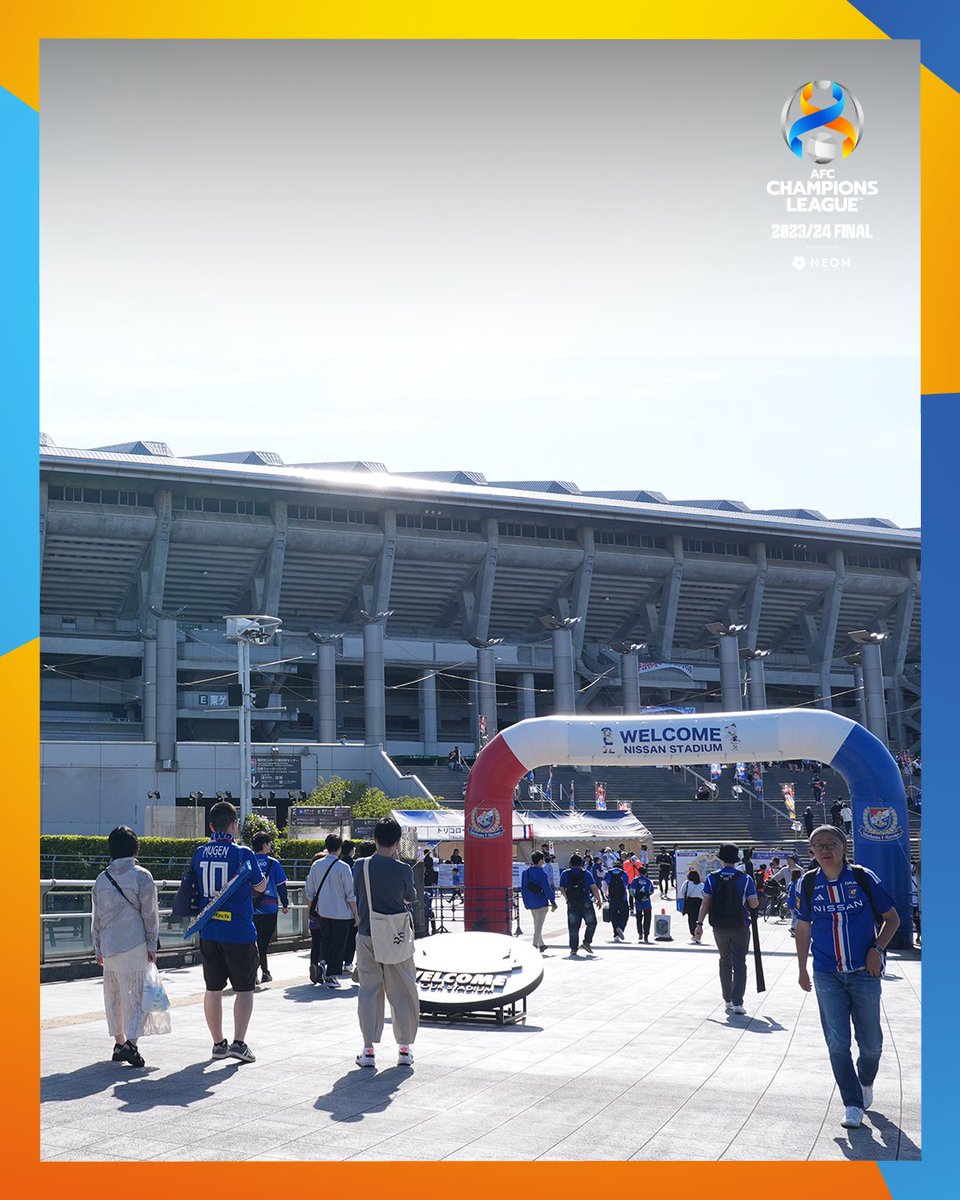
[{"left": 225, "top": 615, "right": 282, "bottom": 825}]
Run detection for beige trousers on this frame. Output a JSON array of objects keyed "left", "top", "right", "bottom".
[
  {"left": 356, "top": 934, "right": 420, "bottom": 1046},
  {"left": 530, "top": 905, "right": 548, "bottom": 947}
]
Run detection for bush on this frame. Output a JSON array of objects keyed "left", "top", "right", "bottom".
[{"left": 242, "top": 812, "right": 280, "bottom": 847}]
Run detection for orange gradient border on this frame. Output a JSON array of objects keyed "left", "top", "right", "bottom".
[{"left": 7, "top": 1, "right": 957, "bottom": 1195}]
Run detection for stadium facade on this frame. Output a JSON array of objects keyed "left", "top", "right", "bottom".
[{"left": 39, "top": 437, "right": 920, "bottom": 831}]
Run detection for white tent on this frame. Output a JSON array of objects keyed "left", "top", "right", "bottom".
[
  {"left": 514, "top": 809, "right": 654, "bottom": 864},
  {"left": 391, "top": 808, "right": 533, "bottom": 853}
]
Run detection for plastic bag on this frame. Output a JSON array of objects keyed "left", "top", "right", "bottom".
[
  {"left": 141, "top": 962, "right": 170, "bottom": 1013},
  {"left": 141, "top": 1007, "right": 172, "bottom": 1036}
]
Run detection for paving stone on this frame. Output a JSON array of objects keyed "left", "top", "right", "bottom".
[{"left": 40, "top": 927, "right": 921, "bottom": 1162}]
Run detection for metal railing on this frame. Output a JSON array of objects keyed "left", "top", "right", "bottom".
[{"left": 40, "top": 880, "right": 310, "bottom": 965}]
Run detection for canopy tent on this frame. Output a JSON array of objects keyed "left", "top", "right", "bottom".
[
  {"left": 513, "top": 809, "right": 654, "bottom": 864},
  {"left": 391, "top": 808, "right": 533, "bottom": 853}
]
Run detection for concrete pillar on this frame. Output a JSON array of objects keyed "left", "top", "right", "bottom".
[
  {"left": 477, "top": 646, "right": 498, "bottom": 740},
  {"left": 363, "top": 620, "right": 386, "bottom": 745},
  {"left": 155, "top": 617, "right": 177, "bottom": 768},
  {"left": 142, "top": 635, "right": 157, "bottom": 744},
  {"left": 420, "top": 671, "right": 438, "bottom": 750},
  {"left": 717, "top": 634, "right": 743, "bottom": 711},
  {"left": 855, "top": 665, "right": 867, "bottom": 727},
  {"left": 747, "top": 656, "right": 767, "bottom": 710},
  {"left": 861, "top": 640, "right": 888, "bottom": 745},
  {"left": 519, "top": 672, "right": 536, "bottom": 720},
  {"left": 621, "top": 651, "right": 640, "bottom": 713},
  {"left": 552, "top": 627, "right": 577, "bottom": 715},
  {"left": 315, "top": 641, "right": 337, "bottom": 742}
]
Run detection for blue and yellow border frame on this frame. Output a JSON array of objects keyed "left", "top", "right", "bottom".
[{"left": 4, "top": 3, "right": 956, "bottom": 1196}]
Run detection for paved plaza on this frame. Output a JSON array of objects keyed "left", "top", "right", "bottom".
[{"left": 40, "top": 907, "right": 921, "bottom": 1162}]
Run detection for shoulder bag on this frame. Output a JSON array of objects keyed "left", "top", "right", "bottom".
[
  {"left": 362, "top": 857, "right": 415, "bottom": 964},
  {"left": 307, "top": 857, "right": 337, "bottom": 919}
]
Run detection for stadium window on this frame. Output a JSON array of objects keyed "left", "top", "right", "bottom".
[
  {"left": 254, "top": 503, "right": 269, "bottom": 516},
  {"left": 48, "top": 486, "right": 64, "bottom": 500},
  {"left": 101, "top": 490, "right": 118, "bottom": 505},
  {"left": 220, "top": 498, "right": 237, "bottom": 514}
]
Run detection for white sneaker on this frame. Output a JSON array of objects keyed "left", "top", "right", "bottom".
[
  {"left": 397, "top": 1047, "right": 414, "bottom": 1067},
  {"left": 355, "top": 1048, "right": 376, "bottom": 1069},
  {"left": 841, "top": 1105, "right": 864, "bottom": 1128},
  {"left": 861, "top": 1084, "right": 874, "bottom": 1110},
  {"left": 724, "top": 1001, "right": 734, "bottom": 1012},
  {"left": 731, "top": 1004, "right": 746, "bottom": 1015}
]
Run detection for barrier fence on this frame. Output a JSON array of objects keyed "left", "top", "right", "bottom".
[{"left": 40, "top": 880, "right": 524, "bottom": 965}]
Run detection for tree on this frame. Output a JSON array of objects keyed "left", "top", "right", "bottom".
[
  {"left": 302, "top": 776, "right": 365, "bottom": 807},
  {"left": 349, "top": 789, "right": 441, "bottom": 819},
  {"left": 241, "top": 811, "right": 279, "bottom": 846}
]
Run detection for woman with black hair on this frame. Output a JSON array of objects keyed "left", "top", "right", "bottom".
[
  {"left": 91, "top": 825, "right": 160, "bottom": 1068},
  {"left": 678, "top": 869, "right": 705, "bottom": 940}
]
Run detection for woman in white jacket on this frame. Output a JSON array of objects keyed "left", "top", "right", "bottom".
[{"left": 91, "top": 826, "right": 160, "bottom": 1067}]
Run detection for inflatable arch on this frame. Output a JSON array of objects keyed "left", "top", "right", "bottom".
[{"left": 463, "top": 710, "right": 912, "bottom": 948}]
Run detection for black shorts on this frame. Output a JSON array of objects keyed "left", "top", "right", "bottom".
[{"left": 200, "top": 938, "right": 260, "bottom": 993}]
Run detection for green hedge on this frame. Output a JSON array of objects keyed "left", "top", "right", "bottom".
[{"left": 42, "top": 835, "right": 207, "bottom": 860}]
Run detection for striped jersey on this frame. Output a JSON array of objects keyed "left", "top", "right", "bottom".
[{"left": 798, "top": 863, "right": 893, "bottom": 974}]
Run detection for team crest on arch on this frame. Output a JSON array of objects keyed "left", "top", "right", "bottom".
[{"left": 468, "top": 807, "right": 505, "bottom": 839}]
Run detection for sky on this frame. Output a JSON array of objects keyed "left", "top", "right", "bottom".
[{"left": 40, "top": 40, "right": 920, "bottom": 527}]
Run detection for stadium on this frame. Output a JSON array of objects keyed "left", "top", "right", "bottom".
[{"left": 39, "top": 435, "right": 920, "bottom": 840}]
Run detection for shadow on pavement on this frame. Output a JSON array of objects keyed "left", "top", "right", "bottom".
[
  {"left": 42, "top": 1061, "right": 158, "bottom": 1104},
  {"left": 112, "top": 1060, "right": 241, "bottom": 1112},
  {"left": 834, "top": 1109, "right": 921, "bottom": 1161},
  {"left": 313, "top": 1066, "right": 413, "bottom": 1123},
  {"left": 283, "top": 983, "right": 357, "bottom": 1003}
]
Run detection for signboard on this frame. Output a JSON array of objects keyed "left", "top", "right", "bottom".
[
  {"left": 288, "top": 805, "right": 350, "bottom": 826},
  {"left": 437, "top": 863, "right": 465, "bottom": 888},
  {"left": 250, "top": 755, "right": 302, "bottom": 790},
  {"left": 350, "top": 818, "right": 378, "bottom": 843},
  {"left": 414, "top": 931, "right": 544, "bottom": 1016},
  {"left": 198, "top": 692, "right": 229, "bottom": 708}
]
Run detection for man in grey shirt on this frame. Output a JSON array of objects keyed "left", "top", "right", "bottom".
[
  {"left": 352, "top": 818, "right": 419, "bottom": 1069},
  {"left": 305, "top": 834, "right": 358, "bottom": 988}
]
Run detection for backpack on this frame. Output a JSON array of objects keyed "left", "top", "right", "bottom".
[
  {"left": 800, "top": 865, "right": 882, "bottom": 927},
  {"left": 707, "top": 870, "right": 746, "bottom": 929},
  {"left": 565, "top": 868, "right": 588, "bottom": 907},
  {"left": 607, "top": 871, "right": 626, "bottom": 901}
]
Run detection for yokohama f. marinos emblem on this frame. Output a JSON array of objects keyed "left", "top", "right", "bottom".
[{"left": 468, "top": 807, "right": 505, "bottom": 839}]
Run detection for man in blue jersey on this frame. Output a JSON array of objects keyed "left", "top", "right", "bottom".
[
  {"left": 558, "top": 854, "right": 602, "bottom": 957},
  {"left": 251, "top": 831, "right": 288, "bottom": 984},
  {"left": 695, "top": 844, "right": 759, "bottom": 1015},
  {"left": 796, "top": 825, "right": 900, "bottom": 1130},
  {"left": 629, "top": 864, "right": 657, "bottom": 943},
  {"left": 190, "top": 801, "right": 266, "bottom": 1063}
]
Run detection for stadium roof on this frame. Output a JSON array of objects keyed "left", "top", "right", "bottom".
[{"left": 39, "top": 437, "right": 919, "bottom": 545}]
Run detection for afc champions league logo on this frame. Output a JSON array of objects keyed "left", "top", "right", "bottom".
[
  {"left": 781, "top": 80, "right": 864, "bottom": 165},
  {"left": 468, "top": 806, "right": 505, "bottom": 839}
]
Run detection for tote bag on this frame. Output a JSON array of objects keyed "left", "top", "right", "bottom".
[{"left": 362, "top": 857, "right": 415, "bottom": 964}]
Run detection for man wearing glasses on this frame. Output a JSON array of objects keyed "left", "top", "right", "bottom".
[{"left": 795, "top": 825, "right": 900, "bottom": 1130}]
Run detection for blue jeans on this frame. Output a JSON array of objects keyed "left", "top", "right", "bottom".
[
  {"left": 813, "top": 969, "right": 883, "bottom": 1107},
  {"left": 567, "top": 903, "right": 597, "bottom": 951}
]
